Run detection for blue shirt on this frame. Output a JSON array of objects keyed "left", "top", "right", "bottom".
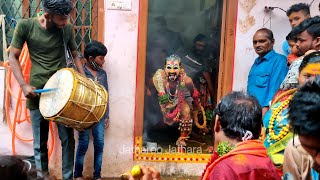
[
  {"left": 84, "top": 65, "right": 109, "bottom": 119},
  {"left": 247, "top": 50, "right": 288, "bottom": 107},
  {"left": 282, "top": 40, "right": 291, "bottom": 57}
]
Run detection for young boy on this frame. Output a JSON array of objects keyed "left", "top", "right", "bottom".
[
  {"left": 286, "top": 33, "right": 300, "bottom": 65},
  {"left": 74, "top": 41, "right": 109, "bottom": 180}
]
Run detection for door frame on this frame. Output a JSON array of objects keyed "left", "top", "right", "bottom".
[{"left": 134, "top": 0, "right": 238, "bottom": 162}]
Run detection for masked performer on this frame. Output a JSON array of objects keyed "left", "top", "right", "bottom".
[{"left": 152, "top": 54, "right": 200, "bottom": 147}]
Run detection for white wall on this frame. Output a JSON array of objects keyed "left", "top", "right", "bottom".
[
  {"left": 102, "top": 0, "right": 205, "bottom": 177},
  {"left": 101, "top": 0, "right": 139, "bottom": 176},
  {"left": 232, "top": 0, "right": 319, "bottom": 91}
]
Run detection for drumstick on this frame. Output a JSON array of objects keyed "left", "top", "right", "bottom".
[{"left": 34, "top": 88, "right": 58, "bottom": 93}]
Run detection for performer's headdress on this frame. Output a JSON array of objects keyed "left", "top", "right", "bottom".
[{"left": 165, "top": 54, "right": 181, "bottom": 64}]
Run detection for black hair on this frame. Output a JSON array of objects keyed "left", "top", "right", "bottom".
[
  {"left": 289, "top": 75, "right": 320, "bottom": 137},
  {"left": 299, "top": 51, "right": 320, "bottom": 73},
  {"left": 256, "top": 28, "right": 274, "bottom": 41},
  {"left": 42, "top": 0, "right": 73, "bottom": 16},
  {"left": 193, "top": 33, "right": 208, "bottom": 44},
  {"left": 84, "top": 40, "right": 108, "bottom": 60},
  {"left": 214, "top": 91, "right": 262, "bottom": 141},
  {"left": 0, "top": 156, "right": 29, "bottom": 180},
  {"left": 286, "top": 32, "right": 296, "bottom": 41},
  {"left": 164, "top": 54, "right": 181, "bottom": 66},
  {"left": 0, "top": 156, "right": 50, "bottom": 180},
  {"left": 291, "top": 16, "right": 320, "bottom": 40},
  {"left": 286, "top": 3, "right": 310, "bottom": 17}
]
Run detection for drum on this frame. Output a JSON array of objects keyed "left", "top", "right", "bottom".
[{"left": 39, "top": 68, "right": 108, "bottom": 131}]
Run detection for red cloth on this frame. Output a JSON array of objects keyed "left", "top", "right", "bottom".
[
  {"left": 287, "top": 54, "right": 299, "bottom": 65},
  {"left": 192, "top": 89, "right": 200, "bottom": 107},
  {"left": 202, "top": 140, "right": 281, "bottom": 180}
]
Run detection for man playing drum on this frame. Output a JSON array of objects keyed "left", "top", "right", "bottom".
[{"left": 9, "top": 0, "right": 85, "bottom": 179}]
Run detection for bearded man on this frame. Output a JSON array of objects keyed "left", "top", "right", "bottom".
[{"left": 9, "top": 0, "right": 85, "bottom": 179}]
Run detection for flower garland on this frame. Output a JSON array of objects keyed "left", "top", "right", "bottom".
[
  {"left": 165, "top": 82, "right": 178, "bottom": 102},
  {"left": 158, "top": 94, "right": 169, "bottom": 104},
  {"left": 271, "top": 88, "right": 297, "bottom": 105},
  {"left": 268, "top": 89, "right": 296, "bottom": 142},
  {"left": 201, "top": 141, "right": 235, "bottom": 179},
  {"left": 165, "top": 91, "right": 183, "bottom": 120},
  {"left": 154, "top": 70, "right": 186, "bottom": 121},
  {"left": 192, "top": 105, "right": 207, "bottom": 129},
  {"left": 217, "top": 141, "right": 234, "bottom": 157},
  {"left": 153, "top": 69, "right": 166, "bottom": 95}
]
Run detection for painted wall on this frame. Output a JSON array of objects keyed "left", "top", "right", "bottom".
[
  {"left": 1, "top": 0, "right": 319, "bottom": 179},
  {"left": 102, "top": 0, "right": 205, "bottom": 177},
  {"left": 232, "top": 0, "right": 319, "bottom": 91}
]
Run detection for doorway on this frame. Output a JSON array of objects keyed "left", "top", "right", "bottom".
[{"left": 134, "top": 0, "right": 237, "bottom": 162}]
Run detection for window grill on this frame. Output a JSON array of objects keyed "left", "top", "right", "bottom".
[{"left": 0, "top": 0, "right": 100, "bottom": 60}]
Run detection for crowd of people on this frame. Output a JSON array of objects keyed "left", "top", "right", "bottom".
[
  {"left": 246, "top": 3, "right": 320, "bottom": 180},
  {"left": 1, "top": 0, "right": 320, "bottom": 180}
]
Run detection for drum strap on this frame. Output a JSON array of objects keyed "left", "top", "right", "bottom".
[{"left": 62, "top": 29, "right": 77, "bottom": 70}]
